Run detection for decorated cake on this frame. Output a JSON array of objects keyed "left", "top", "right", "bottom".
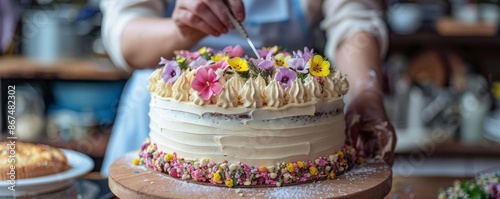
[{"left": 137, "top": 45, "right": 359, "bottom": 187}]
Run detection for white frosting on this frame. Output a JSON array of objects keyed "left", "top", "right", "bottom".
[
  {"left": 285, "top": 78, "right": 306, "bottom": 104},
  {"left": 171, "top": 72, "right": 190, "bottom": 101},
  {"left": 216, "top": 82, "right": 238, "bottom": 108},
  {"left": 304, "top": 75, "right": 323, "bottom": 101},
  {"left": 323, "top": 76, "right": 339, "bottom": 98},
  {"left": 240, "top": 79, "right": 263, "bottom": 108},
  {"left": 264, "top": 80, "right": 284, "bottom": 108},
  {"left": 149, "top": 95, "right": 345, "bottom": 166},
  {"left": 254, "top": 75, "right": 267, "bottom": 100}
]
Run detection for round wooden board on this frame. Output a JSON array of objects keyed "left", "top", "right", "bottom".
[{"left": 109, "top": 152, "right": 392, "bottom": 199}]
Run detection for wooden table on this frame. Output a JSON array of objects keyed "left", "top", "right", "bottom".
[{"left": 109, "top": 152, "right": 392, "bottom": 199}]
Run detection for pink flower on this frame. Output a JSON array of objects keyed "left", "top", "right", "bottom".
[
  {"left": 192, "top": 67, "right": 222, "bottom": 100},
  {"left": 222, "top": 45, "right": 244, "bottom": 57},
  {"left": 175, "top": 50, "right": 200, "bottom": 60},
  {"left": 205, "top": 60, "right": 230, "bottom": 72}
]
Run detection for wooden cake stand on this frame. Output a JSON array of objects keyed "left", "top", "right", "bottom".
[{"left": 109, "top": 152, "right": 392, "bottom": 199}]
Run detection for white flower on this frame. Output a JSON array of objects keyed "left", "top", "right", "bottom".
[
  {"left": 325, "top": 166, "right": 332, "bottom": 171},
  {"left": 229, "top": 163, "right": 238, "bottom": 171},
  {"left": 244, "top": 179, "right": 251, "bottom": 186},
  {"left": 270, "top": 173, "right": 277, "bottom": 179},
  {"left": 200, "top": 158, "right": 209, "bottom": 167},
  {"left": 220, "top": 163, "right": 227, "bottom": 170},
  {"left": 276, "top": 182, "right": 282, "bottom": 187}
]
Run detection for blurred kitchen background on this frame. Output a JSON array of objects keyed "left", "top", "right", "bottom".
[{"left": 0, "top": 0, "right": 499, "bottom": 186}]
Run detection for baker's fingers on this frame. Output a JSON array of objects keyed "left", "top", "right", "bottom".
[
  {"left": 225, "top": 0, "right": 245, "bottom": 21},
  {"left": 173, "top": 9, "right": 219, "bottom": 36}
]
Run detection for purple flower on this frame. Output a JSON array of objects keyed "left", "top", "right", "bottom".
[
  {"left": 275, "top": 67, "right": 297, "bottom": 89},
  {"left": 159, "top": 57, "right": 169, "bottom": 65},
  {"left": 288, "top": 57, "right": 309, "bottom": 74},
  {"left": 161, "top": 61, "right": 182, "bottom": 83},
  {"left": 189, "top": 56, "right": 213, "bottom": 69},
  {"left": 293, "top": 47, "right": 314, "bottom": 62},
  {"left": 489, "top": 183, "right": 500, "bottom": 198},
  {"left": 254, "top": 51, "right": 274, "bottom": 70}
]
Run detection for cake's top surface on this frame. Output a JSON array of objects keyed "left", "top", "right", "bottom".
[{"left": 148, "top": 45, "right": 349, "bottom": 109}]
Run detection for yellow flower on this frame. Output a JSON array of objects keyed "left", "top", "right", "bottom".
[
  {"left": 165, "top": 153, "right": 174, "bottom": 161},
  {"left": 213, "top": 171, "right": 222, "bottom": 183},
  {"left": 297, "top": 161, "right": 304, "bottom": 169},
  {"left": 309, "top": 166, "right": 318, "bottom": 176},
  {"left": 308, "top": 55, "right": 330, "bottom": 77},
  {"left": 211, "top": 54, "right": 228, "bottom": 62},
  {"left": 286, "top": 163, "right": 295, "bottom": 173},
  {"left": 274, "top": 53, "right": 291, "bottom": 67},
  {"left": 259, "top": 166, "right": 268, "bottom": 172},
  {"left": 225, "top": 178, "right": 234, "bottom": 188},
  {"left": 356, "top": 157, "right": 365, "bottom": 164},
  {"left": 198, "top": 46, "right": 207, "bottom": 54},
  {"left": 132, "top": 158, "right": 140, "bottom": 165},
  {"left": 336, "top": 151, "right": 344, "bottom": 158},
  {"left": 263, "top": 46, "right": 279, "bottom": 54},
  {"left": 327, "top": 171, "right": 336, "bottom": 180},
  {"left": 176, "top": 56, "right": 186, "bottom": 64},
  {"left": 227, "top": 57, "right": 249, "bottom": 72}
]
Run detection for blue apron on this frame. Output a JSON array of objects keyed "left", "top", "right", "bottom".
[{"left": 101, "top": 0, "right": 311, "bottom": 176}]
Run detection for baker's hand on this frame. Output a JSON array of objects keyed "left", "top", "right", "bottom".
[
  {"left": 345, "top": 91, "right": 397, "bottom": 166},
  {"left": 172, "top": 0, "right": 245, "bottom": 37}
]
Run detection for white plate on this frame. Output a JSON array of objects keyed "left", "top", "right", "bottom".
[{"left": 0, "top": 149, "right": 94, "bottom": 197}]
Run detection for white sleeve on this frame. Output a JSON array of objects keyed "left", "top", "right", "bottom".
[
  {"left": 100, "top": 0, "right": 167, "bottom": 71},
  {"left": 320, "top": 0, "right": 388, "bottom": 61}
]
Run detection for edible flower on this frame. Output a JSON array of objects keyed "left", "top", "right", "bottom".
[
  {"left": 293, "top": 47, "right": 314, "bottom": 61},
  {"left": 274, "top": 53, "right": 291, "bottom": 67},
  {"left": 165, "top": 153, "right": 174, "bottom": 161},
  {"left": 161, "top": 61, "right": 182, "bottom": 83},
  {"left": 192, "top": 67, "right": 222, "bottom": 100},
  {"left": 175, "top": 49, "right": 200, "bottom": 60},
  {"left": 254, "top": 51, "right": 274, "bottom": 70},
  {"left": 227, "top": 57, "right": 249, "bottom": 72},
  {"left": 327, "top": 171, "right": 336, "bottom": 180},
  {"left": 309, "top": 166, "right": 318, "bottom": 176},
  {"left": 286, "top": 162, "right": 295, "bottom": 173},
  {"left": 297, "top": 161, "right": 305, "bottom": 169},
  {"left": 308, "top": 55, "right": 330, "bottom": 77},
  {"left": 189, "top": 56, "right": 213, "bottom": 69},
  {"left": 288, "top": 57, "right": 309, "bottom": 74},
  {"left": 259, "top": 166, "right": 268, "bottom": 172},
  {"left": 222, "top": 45, "right": 244, "bottom": 57},
  {"left": 211, "top": 54, "right": 229, "bottom": 62},
  {"left": 132, "top": 158, "right": 140, "bottom": 165},
  {"left": 213, "top": 171, "right": 222, "bottom": 183},
  {"left": 257, "top": 45, "right": 279, "bottom": 58},
  {"left": 225, "top": 178, "right": 234, "bottom": 188},
  {"left": 206, "top": 60, "right": 230, "bottom": 73},
  {"left": 275, "top": 67, "right": 297, "bottom": 89}
]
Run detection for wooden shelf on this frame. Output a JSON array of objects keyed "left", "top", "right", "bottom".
[
  {"left": 0, "top": 56, "right": 131, "bottom": 80},
  {"left": 396, "top": 139, "right": 500, "bottom": 157}
]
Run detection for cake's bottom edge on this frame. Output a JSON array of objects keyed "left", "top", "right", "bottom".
[{"left": 135, "top": 138, "right": 361, "bottom": 188}]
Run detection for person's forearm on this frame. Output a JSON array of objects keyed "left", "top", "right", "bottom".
[
  {"left": 334, "top": 32, "right": 383, "bottom": 100},
  {"left": 121, "top": 17, "right": 204, "bottom": 69}
]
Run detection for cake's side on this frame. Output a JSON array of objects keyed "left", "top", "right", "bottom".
[{"left": 149, "top": 95, "right": 346, "bottom": 167}]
